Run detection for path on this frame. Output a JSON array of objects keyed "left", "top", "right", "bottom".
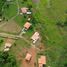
[{"left": 0, "top": 32, "right": 33, "bottom": 45}]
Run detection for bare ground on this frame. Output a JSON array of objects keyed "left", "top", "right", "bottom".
[{"left": 0, "top": 20, "right": 22, "bottom": 34}]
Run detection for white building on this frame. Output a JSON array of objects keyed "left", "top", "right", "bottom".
[{"left": 31, "top": 32, "right": 40, "bottom": 43}]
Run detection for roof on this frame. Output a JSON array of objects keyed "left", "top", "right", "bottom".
[
  {"left": 5, "top": 43, "right": 12, "bottom": 48},
  {"left": 4, "top": 48, "right": 10, "bottom": 52},
  {"left": 25, "top": 53, "right": 32, "bottom": 61},
  {"left": 21, "top": 7, "right": 28, "bottom": 13},
  {"left": 31, "top": 32, "right": 39, "bottom": 43},
  {"left": 38, "top": 56, "right": 46, "bottom": 65},
  {"left": 39, "top": 64, "right": 43, "bottom": 67},
  {"left": 24, "top": 22, "right": 31, "bottom": 30}
]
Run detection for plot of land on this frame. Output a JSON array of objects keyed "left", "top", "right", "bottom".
[
  {"left": 21, "top": 47, "right": 37, "bottom": 67},
  {"left": 0, "top": 21, "right": 22, "bottom": 34}
]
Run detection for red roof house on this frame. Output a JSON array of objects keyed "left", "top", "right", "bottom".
[{"left": 24, "top": 22, "right": 31, "bottom": 30}]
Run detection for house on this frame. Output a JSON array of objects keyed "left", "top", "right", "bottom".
[
  {"left": 38, "top": 56, "right": 46, "bottom": 67},
  {"left": 4, "top": 43, "right": 12, "bottom": 48},
  {"left": 21, "top": 7, "right": 28, "bottom": 13},
  {"left": 31, "top": 32, "right": 40, "bottom": 43},
  {"left": 25, "top": 53, "right": 32, "bottom": 61},
  {"left": 24, "top": 22, "right": 31, "bottom": 30}
]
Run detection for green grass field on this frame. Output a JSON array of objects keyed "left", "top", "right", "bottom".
[{"left": 33, "top": 0, "right": 67, "bottom": 67}]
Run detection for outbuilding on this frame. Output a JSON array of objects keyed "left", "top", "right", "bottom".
[{"left": 25, "top": 53, "right": 32, "bottom": 61}]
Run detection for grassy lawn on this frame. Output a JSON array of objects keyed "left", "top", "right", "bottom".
[
  {"left": 10, "top": 39, "right": 31, "bottom": 56},
  {"left": 9, "top": 39, "right": 31, "bottom": 66},
  {"left": 32, "top": 0, "right": 67, "bottom": 67},
  {"left": 3, "top": 1, "right": 17, "bottom": 19}
]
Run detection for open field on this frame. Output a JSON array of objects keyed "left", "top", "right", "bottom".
[
  {"left": 0, "top": 21, "right": 21, "bottom": 34},
  {"left": 33, "top": 0, "right": 67, "bottom": 67},
  {"left": 0, "top": 0, "right": 67, "bottom": 67}
]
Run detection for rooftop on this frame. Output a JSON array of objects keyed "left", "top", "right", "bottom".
[
  {"left": 21, "top": 7, "right": 28, "bottom": 13},
  {"left": 38, "top": 56, "right": 46, "bottom": 67},
  {"left": 24, "top": 22, "right": 31, "bottom": 30},
  {"left": 25, "top": 53, "right": 32, "bottom": 61},
  {"left": 5, "top": 43, "right": 12, "bottom": 48},
  {"left": 31, "top": 32, "right": 40, "bottom": 43}
]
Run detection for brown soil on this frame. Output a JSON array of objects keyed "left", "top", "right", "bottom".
[{"left": 20, "top": 47, "right": 37, "bottom": 67}]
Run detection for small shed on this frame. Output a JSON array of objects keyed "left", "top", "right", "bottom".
[
  {"left": 25, "top": 53, "right": 32, "bottom": 61},
  {"left": 24, "top": 22, "right": 31, "bottom": 30},
  {"left": 31, "top": 32, "right": 40, "bottom": 43},
  {"left": 21, "top": 7, "right": 28, "bottom": 13},
  {"left": 38, "top": 56, "right": 46, "bottom": 67}
]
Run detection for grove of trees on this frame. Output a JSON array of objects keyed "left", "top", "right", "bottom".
[{"left": 0, "top": 52, "right": 17, "bottom": 67}]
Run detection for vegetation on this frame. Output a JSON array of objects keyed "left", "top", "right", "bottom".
[
  {"left": 0, "top": 0, "right": 67, "bottom": 67},
  {"left": 0, "top": 51, "right": 17, "bottom": 67},
  {"left": 33, "top": 0, "right": 67, "bottom": 67},
  {"left": 0, "top": 0, "right": 6, "bottom": 16}
]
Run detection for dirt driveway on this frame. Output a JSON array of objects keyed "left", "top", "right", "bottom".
[{"left": 20, "top": 47, "right": 37, "bottom": 67}]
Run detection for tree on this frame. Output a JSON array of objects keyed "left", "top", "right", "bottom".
[
  {"left": 0, "top": 52, "right": 17, "bottom": 67},
  {"left": 0, "top": 0, "right": 6, "bottom": 16}
]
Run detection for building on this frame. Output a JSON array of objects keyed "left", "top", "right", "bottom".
[
  {"left": 4, "top": 48, "right": 10, "bottom": 52},
  {"left": 25, "top": 53, "right": 32, "bottom": 61},
  {"left": 24, "top": 22, "right": 31, "bottom": 30},
  {"left": 31, "top": 32, "right": 40, "bottom": 43},
  {"left": 21, "top": 7, "right": 28, "bottom": 13},
  {"left": 4, "top": 43, "right": 12, "bottom": 48},
  {"left": 38, "top": 56, "right": 46, "bottom": 67}
]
